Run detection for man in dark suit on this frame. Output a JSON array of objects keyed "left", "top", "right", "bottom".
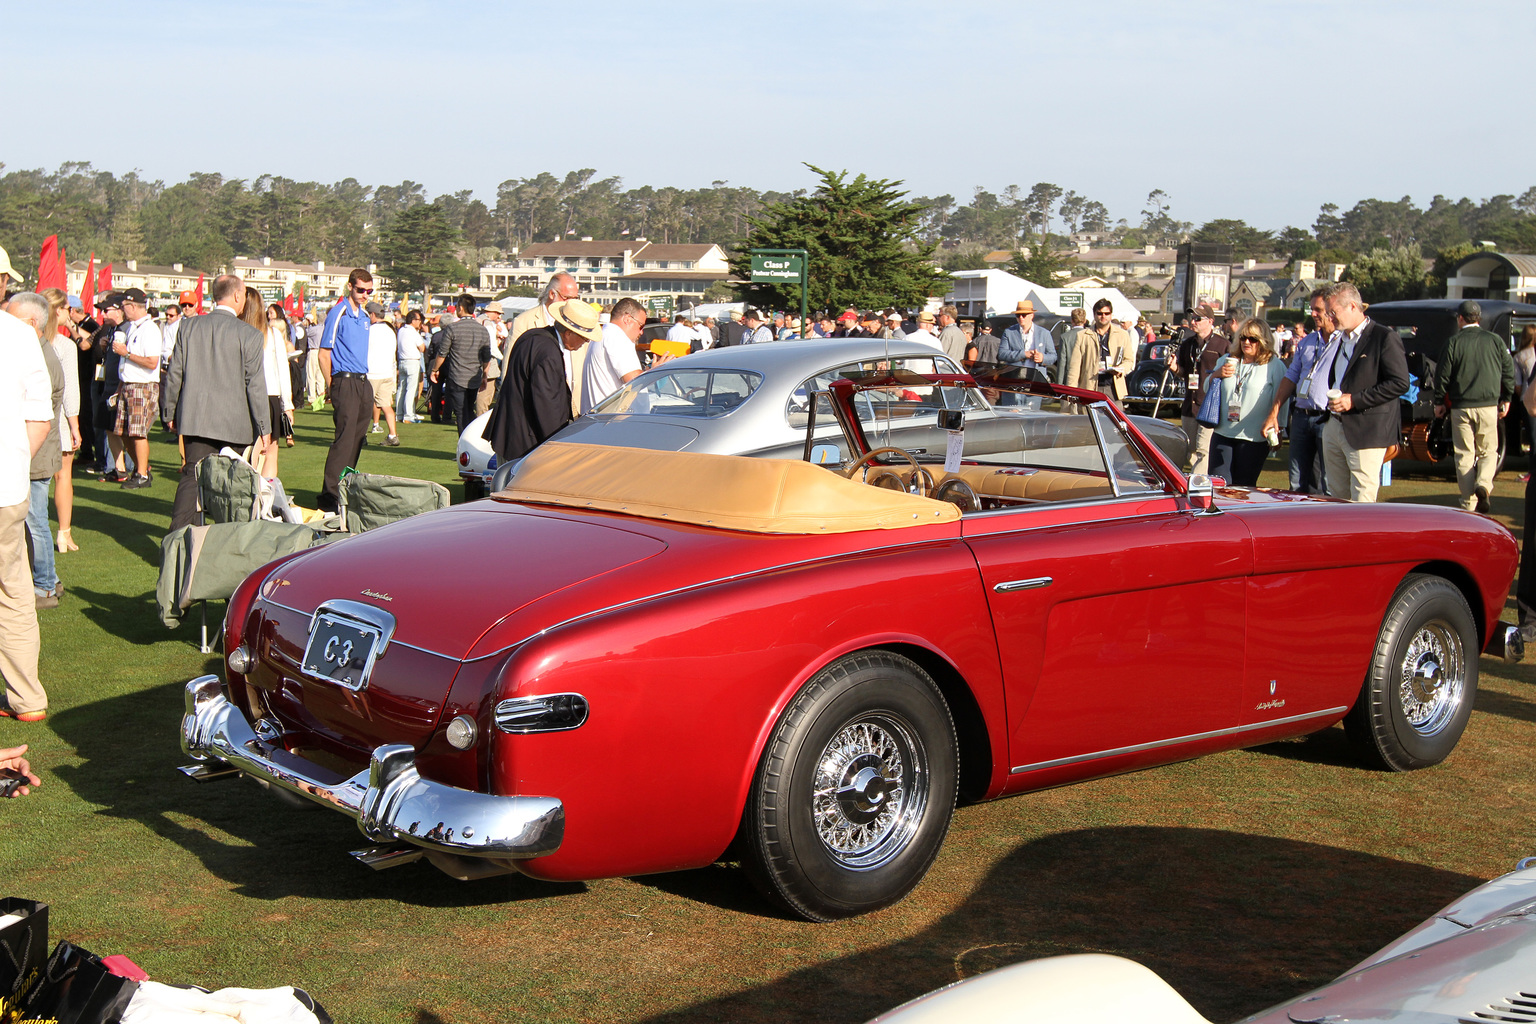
[
  {"left": 163, "top": 274, "right": 270, "bottom": 530},
  {"left": 1310, "top": 282, "right": 1409, "bottom": 502},
  {"left": 483, "top": 299, "right": 601, "bottom": 463}
]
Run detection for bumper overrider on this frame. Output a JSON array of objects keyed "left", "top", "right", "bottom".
[{"left": 178, "top": 675, "right": 564, "bottom": 863}]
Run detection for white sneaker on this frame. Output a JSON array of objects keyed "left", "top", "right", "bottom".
[{"left": 369, "top": 424, "right": 383, "bottom": 434}]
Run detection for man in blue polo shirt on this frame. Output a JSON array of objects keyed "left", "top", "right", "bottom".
[
  {"left": 317, "top": 268, "right": 376, "bottom": 511},
  {"left": 1261, "top": 285, "right": 1334, "bottom": 495}
]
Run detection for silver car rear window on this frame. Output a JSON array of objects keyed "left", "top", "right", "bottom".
[{"left": 593, "top": 369, "right": 763, "bottom": 418}]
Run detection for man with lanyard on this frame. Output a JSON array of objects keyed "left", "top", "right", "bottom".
[
  {"left": 316, "top": 268, "right": 376, "bottom": 512},
  {"left": 1261, "top": 286, "right": 1334, "bottom": 494},
  {"left": 1172, "top": 304, "right": 1227, "bottom": 474},
  {"left": 742, "top": 309, "right": 773, "bottom": 345},
  {"left": 1309, "top": 282, "right": 1408, "bottom": 503}
]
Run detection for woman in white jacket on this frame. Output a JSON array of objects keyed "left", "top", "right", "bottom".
[{"left": 259, "top": 301, "right": 294, "bottom": 479}]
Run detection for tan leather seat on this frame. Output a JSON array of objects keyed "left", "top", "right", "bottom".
[{"left": 941, "top": 466, "right": 1113, "bottom": 502}]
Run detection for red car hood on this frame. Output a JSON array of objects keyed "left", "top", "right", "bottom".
[{"left": 265, "top": 506, "right": 669, "bottom": 661}]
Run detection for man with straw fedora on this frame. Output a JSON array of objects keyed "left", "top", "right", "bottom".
[{"left": 483, "top": 299, "right": 602, "bottom": 464}]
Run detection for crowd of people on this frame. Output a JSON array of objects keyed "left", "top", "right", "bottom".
[{"left": 3, "top": 237, "right": 1536, "bottom": 745}]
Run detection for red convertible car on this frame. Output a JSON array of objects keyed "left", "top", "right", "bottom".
[{"left": 180, "top": 371, "right": 1521, "bottom": 920}]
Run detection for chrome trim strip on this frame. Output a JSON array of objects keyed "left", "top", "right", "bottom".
[
  {"left": 1008, "top": 706, "right": 1351, "bottom": 775},
  {"left": 994, "top": 577, "right": 1053, "bottom": 593},
  {"left": 179, "top": 676, "right": 563, "bottom": 858},
  {"left": 962, "top": 492, "right": 1176, "bottom": 520}
]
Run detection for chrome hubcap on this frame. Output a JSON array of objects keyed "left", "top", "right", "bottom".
[
  {"left": 813, "top": 714, "right": 927, "bottom": 870},
  {"left": 1399, "top": 620, "right": 1465, "bottom": 735}
]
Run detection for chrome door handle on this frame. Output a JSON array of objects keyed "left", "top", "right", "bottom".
[{"left": 993, "top": 577, "right": 1053, "bottom": 593}]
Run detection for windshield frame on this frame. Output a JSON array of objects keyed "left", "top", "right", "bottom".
[{"left": 822, "top": 370, "right": 1188, "bottom": 497}]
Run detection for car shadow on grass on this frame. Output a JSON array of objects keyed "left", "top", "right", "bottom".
[
  {"left": 1471, "top": 685, "right": 1536, "bottom": 725},
  {"left": 1244, "top": 722, "right": 1363, "bottom": 769},
  {"left": 636, "top": 827, "right": 1484, "bottom": 1024},
  {"left": 49, "top": 678, "right": 586, "bottom": 908}
]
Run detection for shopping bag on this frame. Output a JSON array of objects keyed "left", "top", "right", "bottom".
[
  {"left": 19, "top": 942, "right": 136, "bottom": 1024},
  {"left": 1195, "top": 373, "right": 1225, "bottom": 429},
  {"left": 0, "top": 899, "right": 47, "bottom": 1024}
]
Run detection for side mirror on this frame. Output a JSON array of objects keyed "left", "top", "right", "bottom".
[
  {"left": 807, "top": 443, "right": 841, "bottom": 466},
  {"left": 1186, "top": 473, "right": 1217, "bottom": 511}
]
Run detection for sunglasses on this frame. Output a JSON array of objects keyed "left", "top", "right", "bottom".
[
  {"left": 1095, "top": 310, "right": 1112, "bottom": 316},
  {"left": 1241, "top": 336, "right": 1263, "bottom": 344},
  {"left": 354, "top": 286, "right": 374, "bottom": 295}
]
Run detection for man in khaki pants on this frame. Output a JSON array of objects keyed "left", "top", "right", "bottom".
[
  {"left": 0, "top": 302, "right": 54, "bottom": 720},
  {"left": 1432, "top": 299, "right": 1516, "bottom": 513}
]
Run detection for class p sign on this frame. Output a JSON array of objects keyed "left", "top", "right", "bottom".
[{"left": 750, "top": 255, "right": 804, "bottom": 282}]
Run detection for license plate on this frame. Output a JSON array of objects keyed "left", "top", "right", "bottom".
[{"left": 301, "top": 613, "right": 380, "bottom": 691}]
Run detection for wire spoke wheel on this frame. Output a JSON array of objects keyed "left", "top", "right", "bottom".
[
  {"left": 1346, "top": 574, "right": 1478, "bottom": 771},
  {"left": 1396, "top": 621, "right": 1465, "bottom": 736},
  {"left": 742, "top": 651, "right": 957, "bottom": 920},
  {"left": 812, "top": 714, "right": 927, "bottom": 870}
]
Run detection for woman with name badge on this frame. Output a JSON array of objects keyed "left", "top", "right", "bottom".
[{"left": 1208, "top": 318, "right": 1286, "bottom": 487}]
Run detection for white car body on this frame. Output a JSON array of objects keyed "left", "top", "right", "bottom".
[{"left": 870, "top": 857, "right": 1536, "bottom": 1024}]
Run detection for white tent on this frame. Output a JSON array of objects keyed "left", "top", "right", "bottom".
[{"left": 1024, "top": 286, "right": 1139, "bottom": 325}]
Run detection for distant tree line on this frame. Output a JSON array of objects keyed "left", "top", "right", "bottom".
[{"left": 2, "top": 160, "right": 1535, "bottom": 304}]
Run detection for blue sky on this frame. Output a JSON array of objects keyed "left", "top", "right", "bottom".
[{"left": 9, "top": 0, "right": 1534, "bottom": 233}]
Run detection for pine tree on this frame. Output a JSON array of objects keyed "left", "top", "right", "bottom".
[{"left": 729, "top": 165, "right": 950, "bottom": 312}]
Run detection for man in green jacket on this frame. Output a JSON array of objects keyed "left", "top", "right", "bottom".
[{"left": 1432, "top": 299, "right": 1516, "bottom": 513}]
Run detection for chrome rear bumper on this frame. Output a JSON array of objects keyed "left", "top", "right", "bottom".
[
  {"left": 178, "top": 675, "right": 563, "bottom": 859},
  {"left": 1485, "top": 622, "right": 1526, "bottom": 664}
]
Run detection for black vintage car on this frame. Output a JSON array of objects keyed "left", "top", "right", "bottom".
[{"left": 1366, "top": 299, "right": 1536, "bottom": 465}]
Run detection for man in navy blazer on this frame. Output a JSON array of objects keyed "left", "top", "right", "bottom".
[{"left": 1310, "top": 282, "right": 1408, "bottom": 502}]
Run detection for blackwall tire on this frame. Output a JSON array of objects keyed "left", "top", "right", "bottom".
[
  {"left": 742, "top": 651, "right": 958, "bottom": 921},
  {"left": 1345, "top": 573, "right": 1478, "bottom": 771}
]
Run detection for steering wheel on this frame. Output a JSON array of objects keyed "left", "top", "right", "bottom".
[{"left": 843, "top": 446, "right": 927, "bottom": 496}]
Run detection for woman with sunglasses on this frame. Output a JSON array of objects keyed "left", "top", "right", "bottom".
[{"left": 1208, "top": 318, "right": 1285, "bottom": 487}]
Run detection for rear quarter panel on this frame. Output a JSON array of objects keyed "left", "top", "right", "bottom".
[{"left": 488, "top": 539, "right": 1004, "bottom": 882}]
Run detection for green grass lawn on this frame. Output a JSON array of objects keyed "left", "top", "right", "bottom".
[{"left": 5, "top": 412, "right": 1535, "bottom": 1024}]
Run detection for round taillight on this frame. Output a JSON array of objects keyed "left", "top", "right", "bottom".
[
  {"left": 227, "top": 644, "right": 255, "bottom": 674},
  {"left": 445, "top": 714, "right": 478, "bottom": 750},
  {"left": 459, "top": 452, "right": 469, "bottom": 467}
]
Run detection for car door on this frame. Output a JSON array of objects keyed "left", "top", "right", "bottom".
[{"left": 959, "top": 404, "right": 1255, "bottom": 791}]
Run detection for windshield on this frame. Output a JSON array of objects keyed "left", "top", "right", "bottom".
[
  {"left": 592, "top": 368, "right": 763, "bottom": 418},
  {"left": 838, "top": 376, "right": 1167, "bottom": 505}
]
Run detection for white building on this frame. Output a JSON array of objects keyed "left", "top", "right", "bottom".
[
  {"left": 65, "top": 259, "right": 211, "bottom": 301},
  {"left": 232, "top": 257, "right": 377, "bottom": 302},
  {"left": 479, "top": 239, "right": 732, "bottom": 301}
]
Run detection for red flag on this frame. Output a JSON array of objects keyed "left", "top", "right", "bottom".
[
  {"left": 37, "top": 236, "right": 64, "bottom": 292},
  {"left": 99, "top": 263, "right": 113, "bottom": 294},
  {"left": 81, "top": 254, "right": 96, "bottom": 318},
  {"left": 293, "top": 281, "right": 305, "bottom": 319},
  {"left": 193, "top": 273, "right": 204, "bottom": 313}
]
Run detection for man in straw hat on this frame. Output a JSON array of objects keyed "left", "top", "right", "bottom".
[
  {"left": 483, "top": 298, "right": 601, "bottom": 464},
  {"left": 997, "top": 300, "right": 1056, "bottom": 373}
]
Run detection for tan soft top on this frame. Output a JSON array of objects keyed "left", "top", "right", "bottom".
[{"left": 496, "top": 443, "right": 960, "bottom": 534}]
